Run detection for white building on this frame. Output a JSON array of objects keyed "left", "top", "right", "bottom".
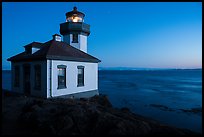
[{"left": 7, "top": 7, "right": 101, "bottom": 98}]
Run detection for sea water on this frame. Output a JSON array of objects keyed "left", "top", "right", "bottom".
[
  {"left": 98, "top": 69, "right": 202, "bottom": 133},
  {"left": 2, "top": 69, "right": 202, "bottom": 133}
]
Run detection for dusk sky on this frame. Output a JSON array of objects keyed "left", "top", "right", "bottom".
[{"left": 2, "top": 2, "right": 202, "bottom": 70}]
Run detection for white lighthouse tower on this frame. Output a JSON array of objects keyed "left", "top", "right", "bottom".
[{"left": 60, "top": 6, "right": 90, "bottom": 53}]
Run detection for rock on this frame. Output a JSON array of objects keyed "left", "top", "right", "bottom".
[
  {"left": 179, "top": 107, "right": 202, "bottom": 115},
  {"left": 58, "top": 116, "right": 74, "bottom": 135},
  {"left": 62, "top": 115, "right": 73, "bottom": 129},
  {"left": 21, "top": 100, "right": 35, "bottom": 113},
  {"left": 120, "top": 107, "right": 130, "bottom": 113},
  {"left": 89, "top": 95, "right": 112, "bottom": 108},
  {"left": 39, "top": 124, "right": 56, "bottom": 135},
  {"left": 31, "top": 104, "right": 43, "bottom": 112},
  {"left": 15, "top": 94, "right": 200, "bottom": 135}
]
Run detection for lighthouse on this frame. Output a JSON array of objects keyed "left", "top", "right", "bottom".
[
  {"left": 60, "top": 6, "right": 90, "bottom": 53},
  {"left": 8, "top": 6, "right": 100, "bottom": 98}
]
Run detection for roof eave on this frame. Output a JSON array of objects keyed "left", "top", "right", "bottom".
[{"left": 46, "top": 55, "right": 100, "bottom": 63}]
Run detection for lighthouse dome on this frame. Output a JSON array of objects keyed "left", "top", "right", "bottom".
[{"left": 66, "top": 6, "right": 85, "bottom": 22}]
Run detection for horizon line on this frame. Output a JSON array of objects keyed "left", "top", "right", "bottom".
[{"left": 2, "top": 67, "right": 202, "bottom": 71}]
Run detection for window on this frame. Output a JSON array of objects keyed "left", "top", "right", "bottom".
[
  {"left": 72, "top": 34, "right": 78, "bottom": 43},
  {"left": 14, "top": 66, "right": 20, "bottom": 87},
  {"left": 77, "top": 66, "right": 84, "bottom": 87},
  {"left": 57, "top": 65, "right": 67, "bottom": 89},
  {"left": 34, "top": 65, "right": 41, "bottom": 89}
]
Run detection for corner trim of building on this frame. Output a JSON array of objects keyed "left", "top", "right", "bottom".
[{"left": 49, "top": 60, "right": 52, "bottom": 98}]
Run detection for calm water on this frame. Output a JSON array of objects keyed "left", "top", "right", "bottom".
[{"left": 2, "top": 69, "right": 202, "bottom": 133}]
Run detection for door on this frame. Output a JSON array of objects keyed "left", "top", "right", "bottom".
[{"left": 23, "top": 64, "right": 31, "bottom": 95}]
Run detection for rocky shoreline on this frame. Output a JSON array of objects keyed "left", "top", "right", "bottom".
[{"left": 2, "top": 90, "right": 201, "bottom": 136}]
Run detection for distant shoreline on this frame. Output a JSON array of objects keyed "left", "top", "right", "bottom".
[
  {"left": 99, "top": 68, "right": 202, "bottom": 71},
  {"left": 2, "top": 68, "right": 202, "bottom": 71}
]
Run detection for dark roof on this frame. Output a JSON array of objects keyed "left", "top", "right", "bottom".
[
  {"left": 24, "top": 42, "right": 42, "bottom": 48},
  {"left": 53, "top": 34, "right": 61, "bottom": 37},
  {"left": 7, "top": 40, "right": 101, "bottom": 63},
  {"left": 66, "top": 7, "right": 85, "bottom": 18}
]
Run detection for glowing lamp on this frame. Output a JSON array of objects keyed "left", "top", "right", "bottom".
[{"left": 66, "top": 7, "right": 85, "bottom": 23}]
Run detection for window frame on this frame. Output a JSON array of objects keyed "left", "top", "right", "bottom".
[
  {"left": 57, "top": 65, "right": 67, "bottom": 89},
  {"left": 77, "top": 66, "right": 84, "bottom": 87},
  {"left": 14, "top": 66, "right": 20, "bottom": 87},
  {"left": 34, "top": 64, "right": 41, "bottom": 90}
]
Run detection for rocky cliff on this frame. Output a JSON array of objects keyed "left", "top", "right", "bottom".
[{"left": 2, "top": 91, "right": 200, "bottom": 136}]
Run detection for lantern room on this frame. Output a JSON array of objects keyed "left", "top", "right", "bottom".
[
  {"left": 60, "top": 6, "right": 90, "bottom": 53},
  {"left": 66, "top": 6, "right": 85, "bottom": 22}
]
